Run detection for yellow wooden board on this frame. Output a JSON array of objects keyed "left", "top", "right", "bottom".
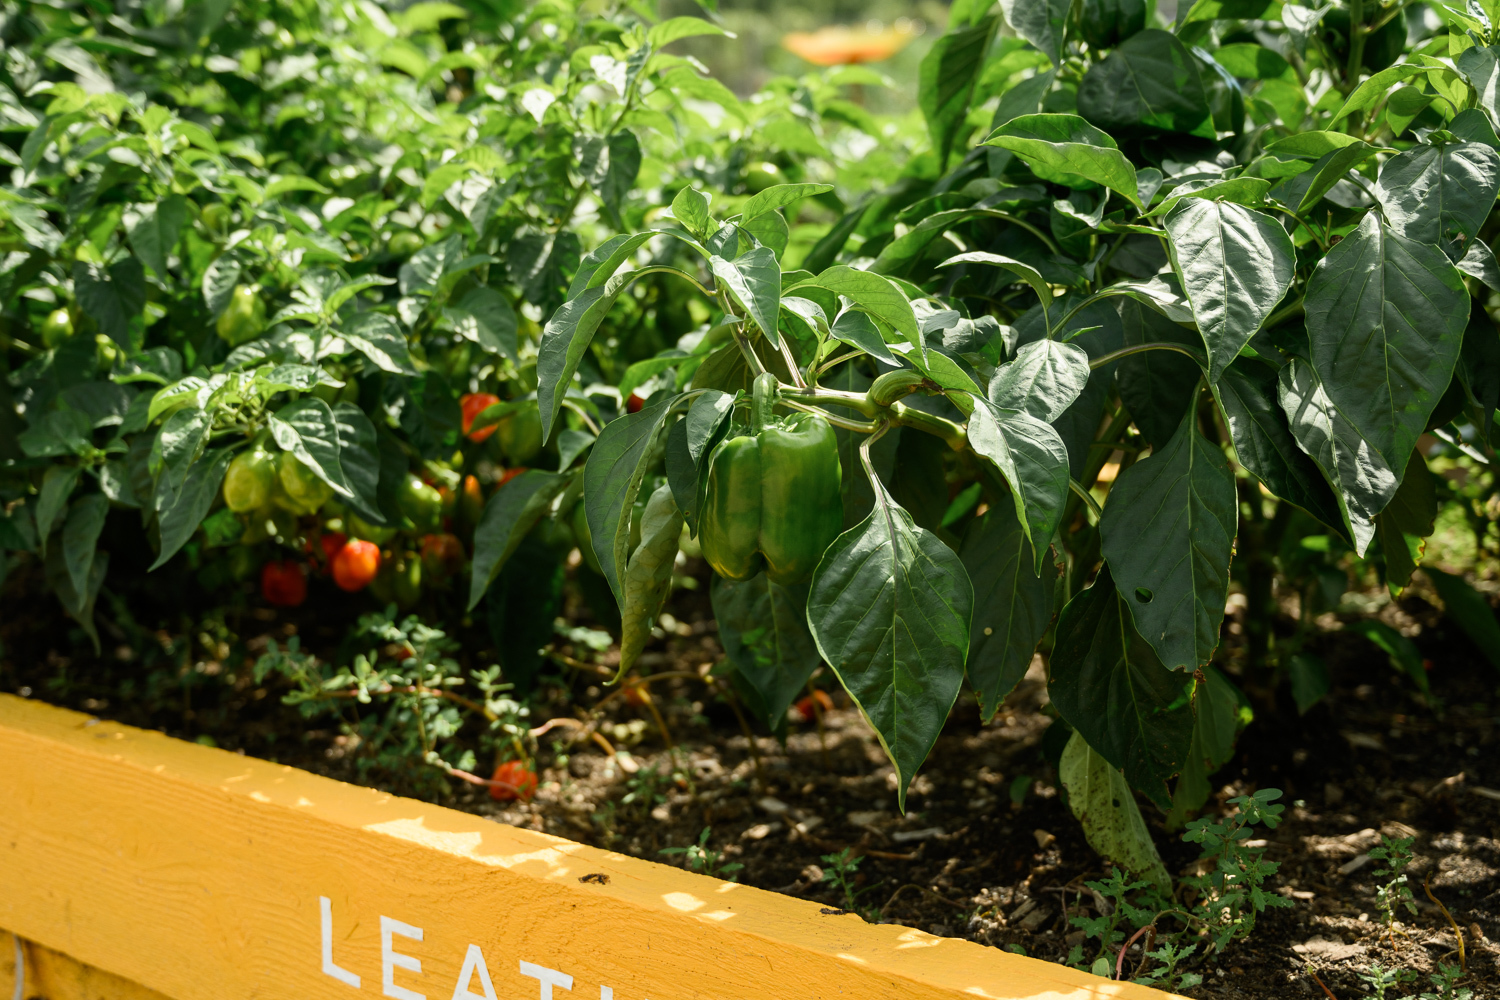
[
  {"left": 3, "top": 930, "right": 173, "bottom": 1000},
  {"left": 0, "top": 694, "right": 1181, "bottom": 1000}
]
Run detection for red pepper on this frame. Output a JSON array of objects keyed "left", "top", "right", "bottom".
[
  {"left": 461, "top": 392, "right": 502, "bottom": 443},
  {"left": 488, "top": 760, "right": 538, "bottom": 802},
  {"left": 260, "top": 559, "right": 307, "bottom": 607},
  {"left": 794, "top": 689, "right": 834, "bottom": 722},
  {"left": 498, "top": 466, "right": 527, "bottom": 487},
  {"left": 626, "top": 392, "right": 646, "bottom": 414},
  {"left": 332, "top": 539, "right": 381, "bottom": 592}
]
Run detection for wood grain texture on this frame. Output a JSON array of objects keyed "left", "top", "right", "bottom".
[
  {"left": 3, "top": 929, "right": 173, "bottom": 1000},
  {"left": 0, "top": 694, "right": 1180, "bottom": 1000}
]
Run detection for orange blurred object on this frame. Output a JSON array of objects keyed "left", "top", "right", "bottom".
[
  {"left": 782, "top": 23, "right": 915, "bottom": 66},
  {"left": 794, "top": 689, "right": 835, "bottom": 721},
  {"left": 460, "top": 392, "right": 501, "bottom": 443},
  {"left": 488, "top": 760, "right": 538, "bottom": 802}
]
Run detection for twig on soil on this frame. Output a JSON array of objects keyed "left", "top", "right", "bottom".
[
  {"left": 1309, "top": 970, "right": 1341, "bottom": 1000},
  {"left": 1116, "top": 924, "right": 1151, "bottom": 981},
  {"left": 880, "top": 883, "right": 968, "bottom": 917},
  {"left": 529, "top": 717, "right": 635, "bottom": 771},
  {"left": 1424, "top": 874, "right": 1467, "bottom": 972}
]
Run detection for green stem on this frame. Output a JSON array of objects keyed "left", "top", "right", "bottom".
[
  {"left": 1264, "top": 295, "right": 1304, "bottom": 330},
  {"left": 778, "top": 398, "right": 879, "bottom": 433},
  {"left": 1347, "top": 0, "right": 1367, "bottom": 92},
  {"left": 732, "top": 326, "right": 768, "bottom": 377},
  {"left": 1069, "top": 478, "right": 1103, "bottom": 524},
  {"left": 1089, "top": 341, "right": 1208, "bottom": 371}
]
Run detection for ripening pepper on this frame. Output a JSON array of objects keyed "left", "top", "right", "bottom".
[{"left": 700, "top": 373, "right": 842, "bottom": 586}]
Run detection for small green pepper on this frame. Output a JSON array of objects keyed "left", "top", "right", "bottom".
[{"left": 700, "top": 373, "right": 842, "bottom": 585}]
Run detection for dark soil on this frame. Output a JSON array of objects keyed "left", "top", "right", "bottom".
[{"left": 5, "top": 551, "right": 1500, "bottom": 999}]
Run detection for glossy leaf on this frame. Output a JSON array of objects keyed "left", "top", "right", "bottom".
[
  {"left": 1164, "top": 198, "right": 1294, "bottom": 382},
  {"left": 537, "top": 270, "right": 637, "bottom": 440},
  {"left": 999, "top": 0, "right": 1069, "bottom": 65},
  {"left": 126, "top": 195, "right": 188, "bottom": 278},
  {"left": 939, "top": 251, "right": 1052, "bottom": 311},
  {"left": 446, "top": 286, "right": 518, "bottom": 365},
  {"left": 1304, "top": 212, "right": 1468, "bottom": 474},
  {"left": 332, "top": 402, "right": 384, "bottom": 525},
  {"left": 987, "top": 339, "right": 1090, "bottom": 422},
  {"left": 1100, "top": 408, "right": 1238, "bottom": 671},
  {"left": 983, "top": 114, "right": 1142, "bottom": 210},
  {"left": 1374, "top": 449, "right": 1436, "bottom": 591},
  {"left": 1115, "top": 297, "right": 1203, "bottom": 450},
  {"left": 342, "top": 312, "right": 417, "bottom": 375},
  {"left": 710, "top": 248, "right": 781, "bottom": 346},
  {"left": 793, "top": 266, "right": 921, "bottom": 349},
  {"left": 806, "top": 474, "right": 973, "bottom": 811},
  {"left": 268, "top": 397, "right": 353, "bottom": 499},
  {"left": 967, "top": 399, "right": 1070, "bottom": 573},
  {"left": 961, "top": 504, "right": 1057, "bottom": 720},
  {"left": 1375, "top": 141, "right": 1500, "bottom": 251},
  {"left": 1048, "top": 565, "right": 1195, "bottom": 808}
]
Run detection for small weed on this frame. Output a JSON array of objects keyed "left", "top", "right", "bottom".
[
  {"left": 1360, "top": 963, "right": 1419, "bottom": 999},
  {"left": 660, "top": 827, "right": 743, "bottom": 881},
  {"left": 1181, "top": 788, "right": 1295, "bottom": 951},
  {"left": 1406, "top": 963, "right": 1474, "bottom": 1000},
  {"left": 1369, "top": 835, "right": 1417, "bottom": 939},
  {"left": 820, "top": 848, "right": 882, "bottom": 920}
]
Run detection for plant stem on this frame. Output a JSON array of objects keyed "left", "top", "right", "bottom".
[{"left": 1089, "top": 341, "right": 1208, "bottom": 370}]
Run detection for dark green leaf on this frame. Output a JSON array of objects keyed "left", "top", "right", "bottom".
[
  {"left": 983, "top": 114, "right": 1142, "bottom": 210},
  {"left": 1426, "top": 567, "right": 1500, "bottom": 672},
  {"left": 569, "top": 232, "right": 658, "bottom": 297},
  {"left": 1277, "top": 357, "right": 1399, "bottom": 554},
  {"left": 988, "top": 339, "right": 1090, "bottom": 422},
  {"left": 1278, "top": 142, "right": 1381, "bottom": 215},
  {"left": 61, "top": 492, "right": 108, "bottom": 600},
  {"left": 710, "top": 247, "right": 781, "bottom": 346},
  {"left": 467, "top": 470, "right": 571, "bottom": 610},
  {"left": 619, "top": 483, "right": 685, "bottom": 676},
  {"left": 1374, "top": 141, "right": 1500, "bottom": 251},
  {"left": 1049, "top": 565, "right": 1194, "bottom": 808},
  {"left": 446, "top": 286, "right": 518, "bottom": 364},
  {"left": 151, "top": 447, "right": 233, "bottom": 570},
  {"left": 599, "top": 129, "right": 641, "bottom": 217},
  {"left": 1213, "top": 357, "right": 1346, "bottom": 533},
  {"left": 1304, "top": 212, "right": 1468, "bottom": 475},
  {"left": 1100, "top": 408, "right": 1238, "bottom": 671},
  {"left": 45, "top": 545, "right": 107, "bottom": 653},
  {"left": 1164, "top": 199, "right": 1294, "bottom": 382},
  {"left": 538, "top": 270, "right": 639, "bottom": 440},
  {"left": 583, "top": 397, "right": 677, "bottom": 607},
  {"left": 830, "top": 307, "right": 898, "bottom": 365},
  {"left": 713, "top": 573, "right": 821, "bottom": 730},
  {"left": 1077, "top": 29, "right": 1213, "bottom": 137},
  {"left": 36, "top": 464, "right": 81, "bottom": 555},
  {"left": 1375, "top": 449, "right": 1436, "bottom": 591},
  {"left": 1289, "top": 653, "right": 1330, "bottom": 714},
  {"left": 127, "top": 194, "right": 188, "bottom": 278},
  {"left": 999, "top": 0, "right": 1069, "bottom": 65},
  {"left": 919, "top": 16, "right": 998, "bottom": 167},
  {"left": 74, "top": 257, "right": 145, "bottom": 349},
  {"left": 341, "top": 312, "right": 417, "bottom": 375},
  {"left": 967, "top": 398, "right": 1070, "bottom": 573},
  {"left": 961, "top": 504, "right": 1057, "bottom": 720},
  {"left": 807, "top": 473, "right": 973, "bottom": 811},
  {"left": 332, "top": 403, "right": 383, "bottom": 525},
  {"left": 268, "top": 397, "right": 353, "bottom": 498},
  {"left": 794, "top": 265, "right": 920, "bottom": 349},
  {"left": 1116, "top": 297, "right": 1202, "bottom": 450}
]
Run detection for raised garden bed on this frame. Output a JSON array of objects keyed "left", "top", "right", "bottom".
[{"left": 0, "top": 693, "right": 1176, "bottom": 1000}]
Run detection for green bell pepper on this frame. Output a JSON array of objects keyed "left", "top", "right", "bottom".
[{"left": 700, "top": 373, "right": 842, "bottom": 585}]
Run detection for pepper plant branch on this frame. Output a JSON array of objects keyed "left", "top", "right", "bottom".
[
  {"left": 1069, "top": 478, "right": 1103, "bottom": 524},
  {"left": 1089, "top": 341, "right": 1208, "bottom": 370},
  {"left": 779, "top": 398, "right": 879, "bottom": 433}
]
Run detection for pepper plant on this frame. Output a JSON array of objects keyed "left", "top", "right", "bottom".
[{"left": 499, "top": 0, "right": 1500, "bottom": 867}]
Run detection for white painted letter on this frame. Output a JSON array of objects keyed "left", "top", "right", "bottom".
[
  {"left": 450, "top": 945, "right": 498, "bottom": 1000},
  {"left": 518, "top": 961, "right": 572, "bottom": 1000},
  {"left": 381, "top": 915, "right": 426, "bottom": 1000},
  {"left": 600, "top": 989, "right": 612, "bottom": 1000},
  {"left": 320, "top": 896, "right": 361, "bottom": 989}
]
